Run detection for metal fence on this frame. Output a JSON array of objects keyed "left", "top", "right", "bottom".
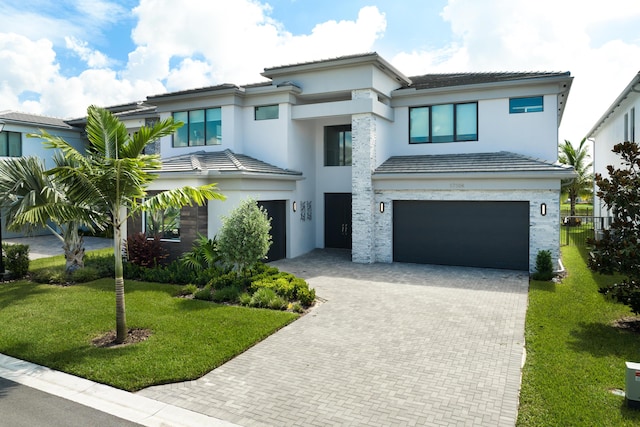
[{"left": 560, "top": 216, "right": 612, "bottom": 247}]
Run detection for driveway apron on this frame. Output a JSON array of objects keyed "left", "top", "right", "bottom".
[{"left": 138, "top": 249, "right": 529, "bottom": 426}]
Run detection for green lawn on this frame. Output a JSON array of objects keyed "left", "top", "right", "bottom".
[
  {"left": 560, "top": 203, "right": 593, "bottom": 216},
  {"left": 518, "top": 245, "right": 640, "bottom": 426},
  {"left": 0, "top": 259, "right": 298, "bottom": 391}
]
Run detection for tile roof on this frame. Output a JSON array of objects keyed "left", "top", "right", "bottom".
[
  {"left": 0, "top": 111, "right": 73, "bottom": 129},
  {"left": 374, "top": 151, "right": 574, "bottom": 176},
  {"left": 158, "top": 149, "right": 303, "bottom": 176},
  {"left": 406, "top": 72, "right": 571, "bottom": 90}
]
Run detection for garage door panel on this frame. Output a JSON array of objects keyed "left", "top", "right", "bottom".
[{"left": 393, "top": 201, "right": 529, "bottom": 270}]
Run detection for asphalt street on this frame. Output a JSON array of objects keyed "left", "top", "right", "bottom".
[{"left": 0, "top": 378, "right": 140, "bottom": 427}]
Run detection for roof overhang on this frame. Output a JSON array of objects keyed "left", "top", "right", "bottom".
[{"left": 586, "top": 71, "right": 640, "bottom": 139}]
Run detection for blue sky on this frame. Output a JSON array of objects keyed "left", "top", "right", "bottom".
[{"left": 2, "top": 0, "right": 640, "bottom": 143}]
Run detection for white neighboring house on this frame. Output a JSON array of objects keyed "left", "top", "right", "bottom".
[
  {"left": 586, "top": 71, "right": 640, "bottom": 218},
  {"left": 0, "top": 111, "right": 85, "bottom": 238},
  {"left": 112, "top": 52, "right": 574, "bottom": 272}
]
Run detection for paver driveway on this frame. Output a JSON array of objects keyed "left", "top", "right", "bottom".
[{"left": 138, "top": 249, "right": 529, "bottom": 426}]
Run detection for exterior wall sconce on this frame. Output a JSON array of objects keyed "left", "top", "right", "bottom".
[
  {"left": 292, "top": 201, "right": 297, "bottom": 212},
  {"left": 540, "top": 203, "right": 547, "bottom": 216},
  {"left": 379, "top": 202, "right": 385, "bottom": 213}
]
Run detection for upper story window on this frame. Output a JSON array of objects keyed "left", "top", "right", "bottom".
[
  {"left": 0, "top": 131, "right": 22, "bottom": 157},
  {"left": 409, "top": 102, "right": 478, "bottom": 144},
  {"left": 625, "top": 113, "right": 629, "bottom": 141},
  {"left": 325, "top": 125, "right": 352, "bottom": 166},
  {"left": 255, "top": 105, "right": 279, "bottom": 120},
  {"left": 631, "top": 108, "right": 636, "bottom": 142},
  {"left": 509, "top": 96, "right": 543, "bottom": 114},
  {"left": 173, "top": 108, "right": 221, "bottom": 147}
]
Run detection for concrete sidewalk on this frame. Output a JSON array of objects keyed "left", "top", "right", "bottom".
[{"left": 0, "top": 353, "right": 239, "bottom": 427}]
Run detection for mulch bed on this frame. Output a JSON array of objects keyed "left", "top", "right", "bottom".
[
  {"left": 91, "top": 328, "right": 152, "bottom": 348},
  {"left": 612, "top": 317, "right": 640, "bottom": 334}
]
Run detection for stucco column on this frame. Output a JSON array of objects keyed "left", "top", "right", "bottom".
[{"left": 351, "top": 90, "right": 377, "bottom": 263}]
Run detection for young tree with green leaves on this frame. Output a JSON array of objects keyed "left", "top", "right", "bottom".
[
  {"left": 559, "top": 137, "right": 593, "bottom": 218},
  {"left": 588, "top": 141, "right": 640, "bottom": 314},
  {"left": 217, "top": 198, "right": 271, "bottom": 274},
  {"left": 32, "top": 105, "right": 225, "bottom": 343}
]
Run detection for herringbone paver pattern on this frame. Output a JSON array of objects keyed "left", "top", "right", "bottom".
[{"left": 138, "top": 250, "right": 528, "bottom": 426}]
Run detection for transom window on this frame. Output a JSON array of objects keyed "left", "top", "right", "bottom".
[
  {"left": 173, "top": 108, "right": 221, "bottom": 147},
  {"left": 0, "top": 131, "right": 22, "bottom": 157},
  {"left": 409, "top": 102, "right": 478, "bottom": 144},
  {"left": 509, "top": 96, "right": 543, "bottom": 114},
  {"left": 255, "top": 105, "right": 279, "bottom": 120},
  {"left": 325, "top": 125, "right": 352, "bottom": 166}
]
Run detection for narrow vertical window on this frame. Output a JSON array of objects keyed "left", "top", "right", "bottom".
[
  {"left": 189, "top": 110, "right": 205, "bottom": 146},
  {"left": 625, "top": 113, "right": 629, "bottom": 141},
  {"left": 631, "top": 108, "right": 636, "bottom": 142},
  {"left": 431, "top": 104, "right": 454, "bottom": 143},
  {"left": 456, "top": 103, "right": 478, "bottom": 141},
  {"left": 173, "top": 111, "right": 188, "bottom": 147},
  {"left": 409, "top": 107, "right": 429, "bottom": 143},
  {"left": 205, "top": 108, "right": 222, "bottom": 145},
  {"left": 324, "top": 125, "right": 352, "bottom": 166}
]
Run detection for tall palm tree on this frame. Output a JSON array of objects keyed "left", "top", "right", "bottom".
[
  {"left": 33, "top": 105, "right": 225, "bottom": 343},
  {"left": 0, "top": 155, "right": 105, "bottom": 272},
  {"left": 559, "top": 138, "right": 593, "bottom": 218}
]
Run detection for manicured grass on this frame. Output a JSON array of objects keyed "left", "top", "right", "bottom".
[
  {"left": 0, "top": 272, "right": 297, "bottom": 391},
  {"left": 560, "top": 203, "right": 593, "bottom": 216},
  {"left": 518, "top": 245, "right": 640, "bottom": 426}
]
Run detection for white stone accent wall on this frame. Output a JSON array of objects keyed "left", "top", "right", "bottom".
[
  {"left": 351, "top": 111, "right": 377, "bottom": 263},
  {"left": 374, "top": 189, "right": 561, "bottom": 272}
]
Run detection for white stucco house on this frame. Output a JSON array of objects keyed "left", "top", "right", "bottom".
[
  {"left": 109, "top": 53, "right": 574, "bottom": 272},
  {"left": 1, "top": 53, "right": 574, "bottom": 271},
  {"left": 0, "top": 111, "right": 86, "bottom": 238},
  {"left": 586, "top": 71, "right": 640, "bottom": 217}
]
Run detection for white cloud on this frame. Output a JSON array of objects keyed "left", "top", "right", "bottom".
[
  {"left": 65, "top": 36, "right": 112, "bottom": 68},
  {"left": 127, "top": 1, "right": 387, "bottom": 86},
  {"left": 391, "top": 0, "right": 640, "bottom": 142}
]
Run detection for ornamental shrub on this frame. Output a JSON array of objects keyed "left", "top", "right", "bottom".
[
  {"left": 532, "top": 250, "right": 554, "bottom": 281},
  {"left": 126, "top": 232, "right": 168, "bottom": 268},
  {"left": 3, "top": 243, "right": 30, "bottom": 279},
  {"left": 217, "top": 199, "right": 272, "bottom": 273}
]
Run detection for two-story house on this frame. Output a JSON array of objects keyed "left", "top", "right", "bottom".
[
  {"left": 0, "top": 111, "right": 85, "bottom": 238},
  {"left": 586, "top": 71, "right": 640, "bottom": 217},
  {"left": 120, "top": 53, "right": 574, "bottom": 272}
]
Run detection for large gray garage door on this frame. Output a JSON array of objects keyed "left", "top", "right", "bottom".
[{"left": 393, "top": 200, "right": 529, "bottom": 270}]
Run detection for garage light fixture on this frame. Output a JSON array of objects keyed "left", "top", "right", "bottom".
[
  {"left": 379, "top": 202, "right": 385, "bottom": 213},
  {"left": 292, "top": 201, "right": 297, "bottom": 212},
  {"left": 540, "top": 203, "right": 547, "bottom": 216}
]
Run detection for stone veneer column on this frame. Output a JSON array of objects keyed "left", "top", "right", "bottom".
[{"left": 351, "top": 89, "right": 377, "bottom": 263}]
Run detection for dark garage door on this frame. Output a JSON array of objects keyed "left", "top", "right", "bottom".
[{"left": 393, "top": 200, "right": 529, "bottom": 270}]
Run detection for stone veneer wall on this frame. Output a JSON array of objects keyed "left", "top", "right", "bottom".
[
  {"left": 351, "top": 89, "right": 378, "bottom": 263},
  {"left": 373, "top": 189, "right": 561, "bottom": 272}
]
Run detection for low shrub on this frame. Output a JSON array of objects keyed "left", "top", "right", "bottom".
[
  {"left": 193, "top": 285, "right": 213, "bottom": 301},
  {"left": 297, "top": 285, "right": 316, "bottom": 307},
  {"left": 238, "top": 292, "right": 252, "bottom": 306},
  {"left": 251, "top": 273, "right": 316, "bottom": 306},
  {"left": 290, "top": 302, "right": 304, "bottom": 313},
  {"left": 70, "top": 267, "right": 100, "bottom": 283},
  {"left": 84, "top": 253, "right": 114, "bottom": 278},
  {"left": 211, "top": 286, "right": 240, "bottom": 303},
  {"left": 177, "top": 284, "right": 198, "bottom": 297},
  {"left": 249, "top": 287, "right": 278, "bottom": 308},
  {"left": 532, "top": 250, "right": 554, "bottom": 281},
  {"left": 126, "top": 233, "right": 168, "bottom": 267},
  {"left": 30, "top": 267, "right": 66, "bottom": 285},
  {"left": 4, "top": 243, "right": 30, "bottom": 279}
]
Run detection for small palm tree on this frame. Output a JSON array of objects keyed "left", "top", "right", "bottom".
[
  {"left": 559, "top": 138, "right": 593, "bottom": 219},
  {"left": 0, "top": 156, "right": 105, "bottom": 272},
  {"left": 33, "top": 105, "right": 225, "bottom": 343}
]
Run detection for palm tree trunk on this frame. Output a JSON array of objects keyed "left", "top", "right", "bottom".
[{"left": 114, "top": 221, "right": 127, "bottom": 344}]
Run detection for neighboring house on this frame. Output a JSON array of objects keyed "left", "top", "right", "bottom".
[
  {"left": 0, "top": 111, "right": 85, "bottom": 238},
  {"left": 586, "top": 71, "right": 640, "bottom": 218},
  {"left": 114, "top": 52, "right": 574, "bottom": 272}
]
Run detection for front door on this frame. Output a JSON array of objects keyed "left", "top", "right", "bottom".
[{"left": 324, "top": 193, "right": 352, "bottom": 249}]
